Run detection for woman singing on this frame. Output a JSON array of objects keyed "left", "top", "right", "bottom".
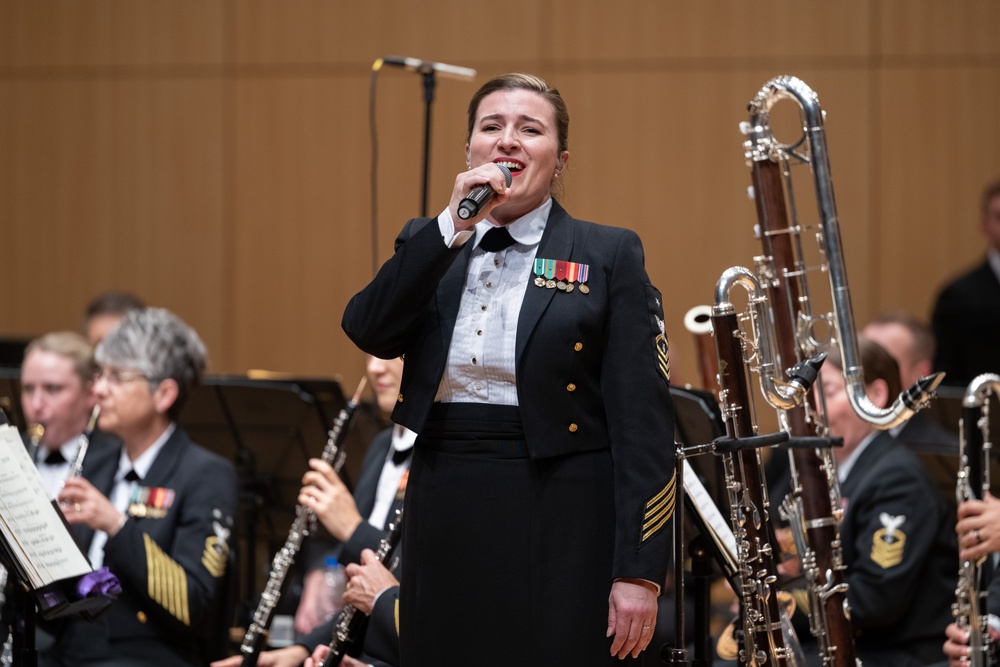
[{"left": 342, "top": 72, "right": 676, "bottom": 666}]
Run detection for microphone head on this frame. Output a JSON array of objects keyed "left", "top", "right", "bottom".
[{"left": 495, "top": 163, "right": 512, "bottom": 186}]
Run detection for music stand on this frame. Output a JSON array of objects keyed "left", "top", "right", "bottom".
[{"left": 665, "top": 387, "right": 733, "bottom": 667}]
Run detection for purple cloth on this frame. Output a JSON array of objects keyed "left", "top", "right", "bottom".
[{"left": 76, "top": 567, "right": 121, "bottom": 598}]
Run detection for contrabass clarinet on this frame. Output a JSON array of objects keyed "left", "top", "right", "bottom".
[
  {"left": 711, "top": 266, "right": 823, "bottom": 666},
  {"left": 316, "top": 508, "right": 403, "bottom": 667},
  {"left": 741, "top": 75, "right": 943, "bottom": 667},
  {"left": 954, "top": 373, "right": 1000, "bottom": 667},
  {"left": 240, "top": 377, "right": 367, "bottom": 667}
]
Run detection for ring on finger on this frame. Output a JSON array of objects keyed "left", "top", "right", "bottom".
[
  {"left": 976, "top": 529, "right": 983, "bottom": 544},
  {"left": 74, "top": 503, "right": 81, "bottom": 513}
]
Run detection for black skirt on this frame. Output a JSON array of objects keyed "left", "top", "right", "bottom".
[{"left": 399, "top": 403, "right": 619, "bottom": 666}]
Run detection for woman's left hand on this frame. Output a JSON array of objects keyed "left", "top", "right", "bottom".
[
  {"left": 607, "top": 578, "right": 658, "bottom": 659},
  {"left": 59, "top": 477, "right": 125, "bottom": 536}
]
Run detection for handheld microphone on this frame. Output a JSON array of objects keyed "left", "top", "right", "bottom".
[
  {"left": 376, "top": 56, "right": 476, "bottom": 81},
  {"left": 458, "top": 165, "right": 512, "bottom": 220}
]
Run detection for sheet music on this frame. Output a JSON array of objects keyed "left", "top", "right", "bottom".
[
  {"left": 0, "top": 424, "right": 91, "bottom": 589},
  {"left": 682, "top": 458, "right": 738, "bottom": 573}
]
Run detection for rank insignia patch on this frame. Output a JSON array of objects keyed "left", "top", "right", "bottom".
[
  {"left": 871, "top": 512, "right": 907, "bottom": 569},
  {"left": 202, "top": 509, "right": 233, "bottom": 578},
  {"left": 641, "top": 471, "right": 676, "bottom": 545}
]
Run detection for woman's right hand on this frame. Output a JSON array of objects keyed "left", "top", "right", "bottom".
[
  {"left": 299, "top": 459, "right": 363, "bottom": 542},
  {"left": 448, "top": 163, "right": 510, "bottom": 231}
]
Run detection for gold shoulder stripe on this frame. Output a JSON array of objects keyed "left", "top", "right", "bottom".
[
  {"left": 641, "top": 472, "right": 676, "bottom": 543},
  {"left": 394, "top": 598, "right": 400, "bottom": 636},
  {"left": 143, "top": 533, "right": 190, "bottom": 625}
]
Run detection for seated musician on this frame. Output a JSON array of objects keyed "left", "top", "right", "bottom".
[
  {"left": 212, "top": 355, "right": 411, "bottom": 667},
  {"left": 48, "top": 308, "right": 238, "bottom": 667},
  {"left": 19, "top": 331, "right": 120, "bottom": 501},
  {"left": 789, "top": 338, "right": 956, "bottom": 666}
]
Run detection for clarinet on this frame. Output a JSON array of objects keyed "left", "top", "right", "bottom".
[
  {"left": 954, "top": 373, "right": 1000, "bottom": 667},
  {"left": 317, "top": 509, "right": 403, "bottom": 667},
  {"left": 240, "top": 377, "right": 367, "bottom": 667},
  {"left": 67, "top": 407, "right": 100, "bottom": 481}
]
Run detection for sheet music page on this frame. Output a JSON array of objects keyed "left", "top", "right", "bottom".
[
  {"left": 682, "top": 458, "right": 738, "bottom": 572},
  {"left": 0, "top": 424, "right": 91, "bottom": 588}
]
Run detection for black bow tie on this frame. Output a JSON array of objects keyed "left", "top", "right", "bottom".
[
  {"left": 391, "top": 448, "right": 412, "bottom": 466},
  {"left": 42, "top": 449, "right": 67, "bottom": 465},
  {"left": 479, "top": 226, "right": 516, "bottom": 252},
  {"left": 124, "top": 469, "right": 141, "bottom": 483}
]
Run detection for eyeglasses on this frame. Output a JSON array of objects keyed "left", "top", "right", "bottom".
[{"left": 93, "top": 368, "right": 148, "bottom": 385}]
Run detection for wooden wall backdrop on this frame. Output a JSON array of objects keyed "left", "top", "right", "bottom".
[{"left": 2, "top": 1, "right": 999, "bottom": 394}]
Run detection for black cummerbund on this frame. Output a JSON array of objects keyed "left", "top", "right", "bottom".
[{"left": 420, "top": 402, "right": 527, "bottom": 458}]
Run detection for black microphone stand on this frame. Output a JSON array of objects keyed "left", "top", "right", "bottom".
[{"left": 419, "top": 69, "right": 437, "bottom": 217}]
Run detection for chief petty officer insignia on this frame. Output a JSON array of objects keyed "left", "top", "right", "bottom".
[
  {"left": 870, "top": 512, "right": 907, "bottom": 568},
  {"left": 202, "top": 508, "right": 233, "bottom": 578},
  {"left": 653, "top": 314, "right": 670, "bottom": 384}
]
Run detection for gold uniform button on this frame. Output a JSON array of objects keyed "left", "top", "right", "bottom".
[
  {"left": 566, "top": 383, "right": 576, "bottom": 392},
  {"left": 397, "top": 393, "right": 404, "bottom": 403},
  {"left": 568, "top": 423, "right": 579, "bottom": 433},
  {"left": 573, "top": 342, "right": 583, "bottom": 352},
  {"left": 136, "top": 611, "right": 147, "bottom": 624}
]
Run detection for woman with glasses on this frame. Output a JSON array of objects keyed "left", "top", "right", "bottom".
[{"left": 50, "top": 307, "right": 238, "bottom": 667}]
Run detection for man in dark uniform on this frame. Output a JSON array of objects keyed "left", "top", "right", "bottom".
[
  {"left": 814, "top": 339, "right": 956, "bottom": 666},
  {"left": 931, "top": 179, "right": 1000, "bottom": 388},
  {"left": 863, "top": 312, "right": 959, "bottom": 510}
]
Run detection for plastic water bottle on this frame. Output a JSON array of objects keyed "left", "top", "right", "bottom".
[{"left": 319, "top": 556, "right": 347, "bottom": 621}]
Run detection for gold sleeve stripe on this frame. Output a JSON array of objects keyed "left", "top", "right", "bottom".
[
  {"left": 144, "top": 533, "right": 190, "bottom": 626},
  {"left": 641, "top": 472, "right": 676, "bottom": 543}
]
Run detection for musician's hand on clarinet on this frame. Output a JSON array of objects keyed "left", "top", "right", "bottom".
[
  {"left": 210, "top": 645, "right": 309, "bottom": 667},
  {"left": 58, "top": 477, "right": 124, "bottom": 537},
  {"left": 300, "top": 458, "right": 363, "bottom": 542},
  {"left": 943, "top": 621, "right": 971, "bottom": 666},
  {"left": 607, "top": 578, "right": 658, "bottom": 659},
  {"left": 304, "top": 646, "right": 367, "bottom": 667},
  {"left": 342, "top": 548, "right": 399, "bottom": 615},
  {"left": 956, "top": 492, "right": 1000, "bottom": 561}
]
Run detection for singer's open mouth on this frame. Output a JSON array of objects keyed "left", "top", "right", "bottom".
[{"left": 493, "top": 159, "right": 524, "bottom": 174}]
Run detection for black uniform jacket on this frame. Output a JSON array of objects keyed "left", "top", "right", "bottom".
[
  {"left": 932, "top": 260, "right": 1000, "bottom": 388},
  {"left": 839, "top": 431, "right": 957, "bottom": 665},
  {"left": 74, "top": 426, "right": 238, "bottom": 664},
  {"left": 342, "top": 200, "right": 676, "bottom": 584}
]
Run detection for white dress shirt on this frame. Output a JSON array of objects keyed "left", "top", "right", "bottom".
[
  {"left": 88, "top": 423, "right": 175, "bottom": 568},
  {"left": 434, "top": 199, "right": 550, "bottom": 405}
]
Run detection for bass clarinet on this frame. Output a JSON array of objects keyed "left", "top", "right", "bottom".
[
  {"left": 954, "top": 373, "right": 1000, "bottom": 667},
  {"left": 316, "top": 508, "right": 403, "bottom": 667},
  {"left": 240, "top": 377, "right": 367, "bottom": 667}
]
